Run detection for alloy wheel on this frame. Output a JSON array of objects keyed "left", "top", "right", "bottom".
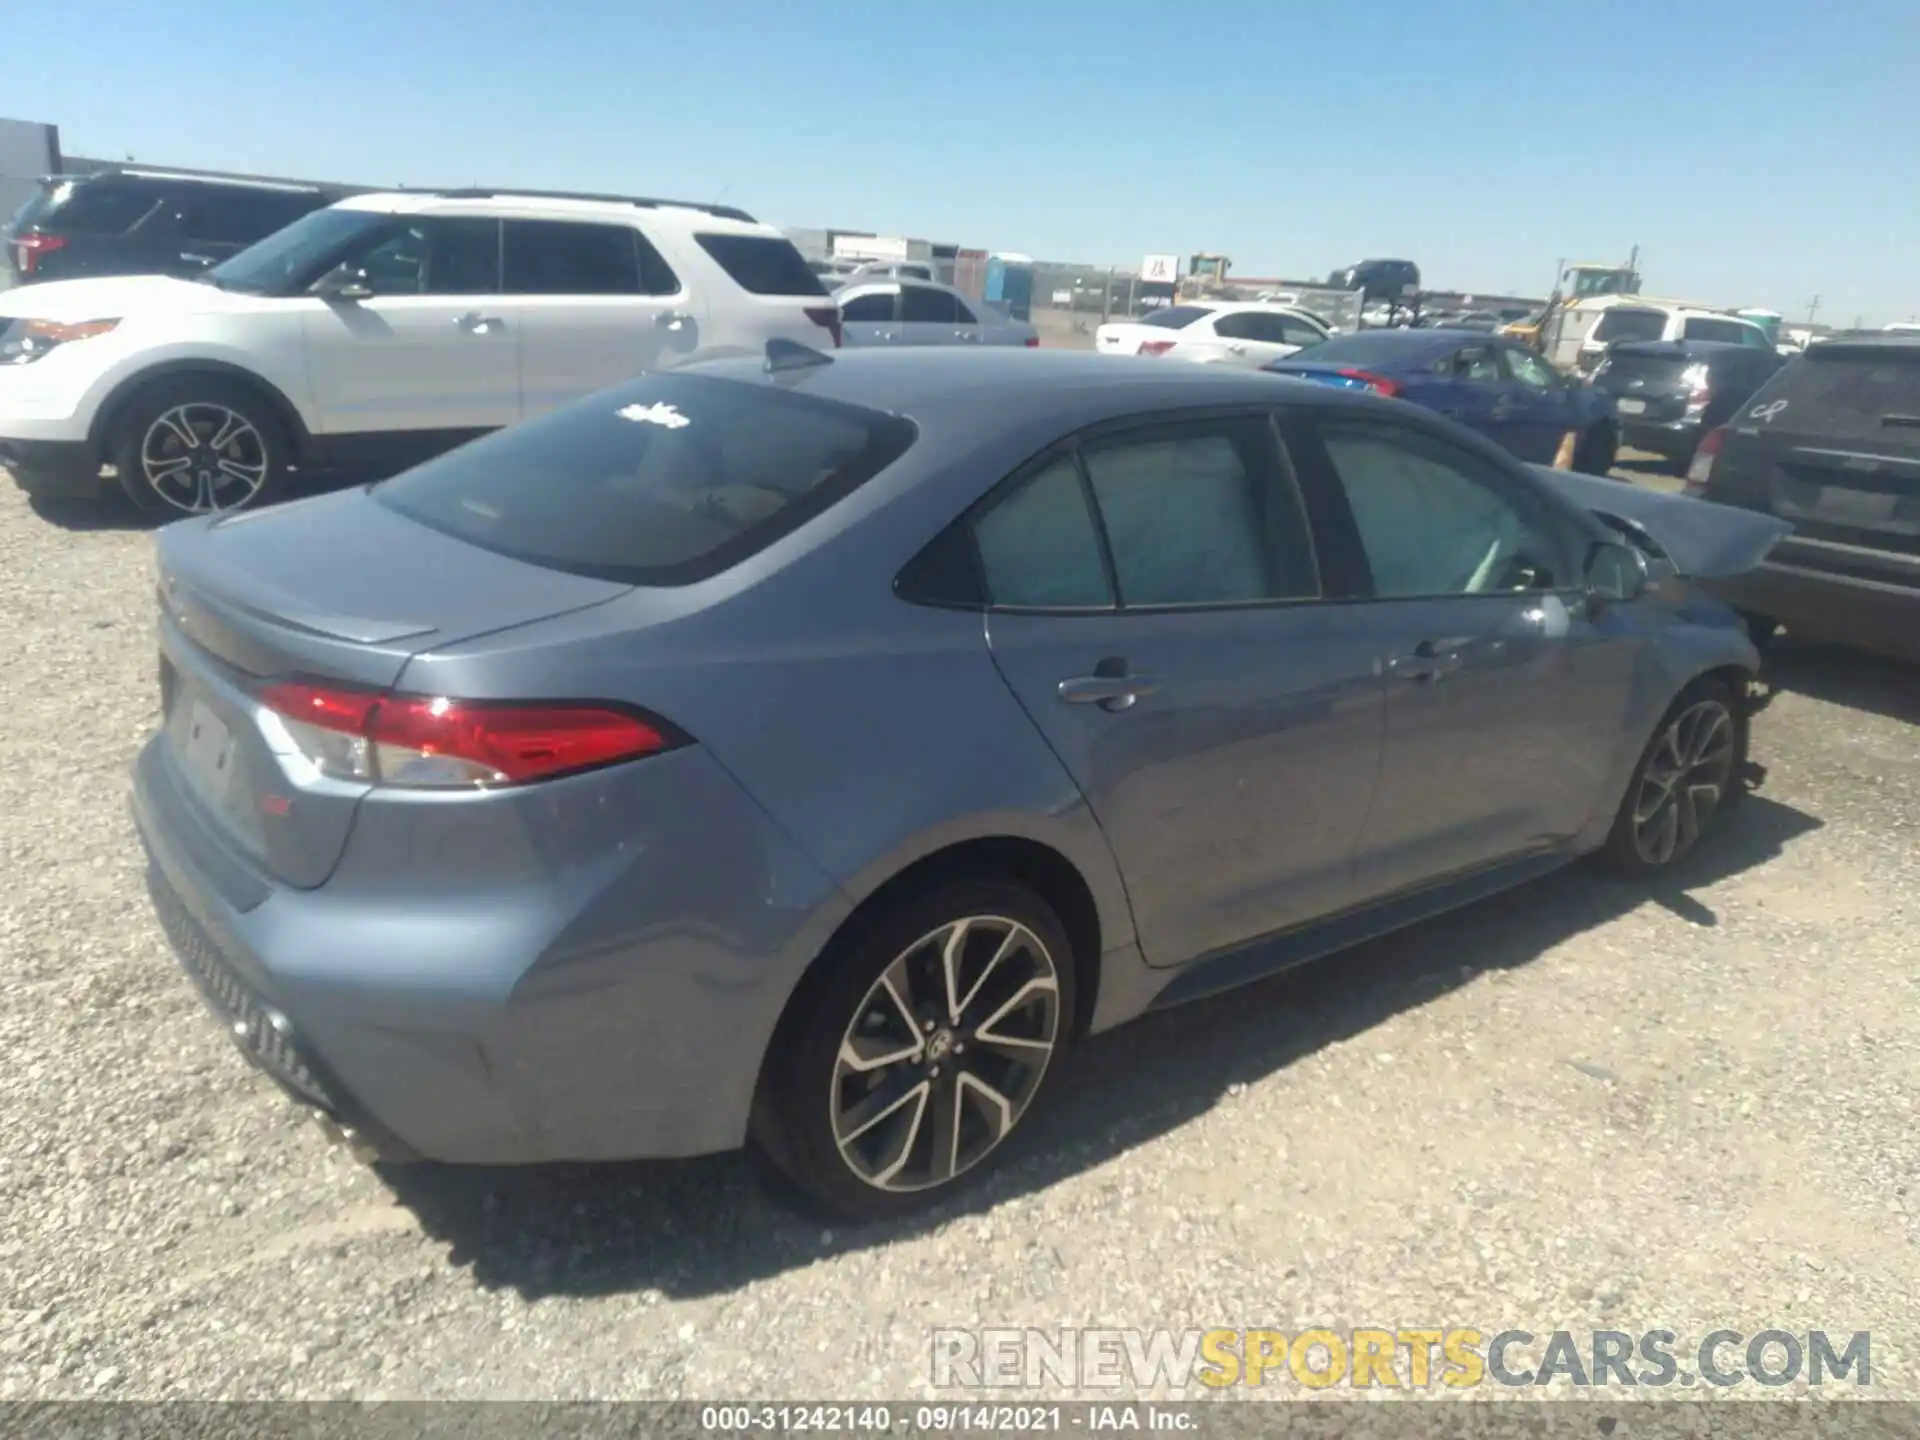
[
  {"left": 1632, "top": 700, "right": 1736, "bottom": 865},
  {"left": 830, "top": 915, "right": 1061, "bottom": 1193},
  {"left": 140, "top": 404, "right": 269, "bottom": 514}
]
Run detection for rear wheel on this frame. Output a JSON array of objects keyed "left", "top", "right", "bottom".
[
  {"left": 1598, "top": 677, "right": 1743, "bottom": 876},
  {"left": 749, "top": 879, "right": 1074, "bottom": 1222},
  {"left": 109, "top": 377, "right": 293, "bottom": 518},
  {"left": 1574, "top": 422, "right": 1618, "bottom": 476}
]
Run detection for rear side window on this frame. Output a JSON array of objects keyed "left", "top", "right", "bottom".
[
  {"left": 503, "top": 220, "right": 677, "bottom": 296},
  {"left": 695, "top": 233, "right": 829, "bottom": 296},
  {"left": 31, "top": 177, "right": 163, "bottom": 236},
  {"left": 1140, "top": 305, "right": 1215, "bottom": 330},
  {"left": 374, "top": 374, "right": 916, "bottom": 585},
  {"left": 901, "top": 285, "right": 961, "bottom": 324},
  {"left": 176, "top": 187, "right": 321, "bottom": 245}
]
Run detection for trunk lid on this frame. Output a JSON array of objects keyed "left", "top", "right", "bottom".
[
  {"left": 153, "top": 487, "right": 631, "bottom": 887},
  {"left": 1711, "top": 341, "right": 1920, "bottom": 562}
]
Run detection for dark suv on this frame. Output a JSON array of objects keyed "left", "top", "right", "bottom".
[
  {"left": 1688, "top": 333, "right": 1920, "bottom": 660},
  {"left": 1593, "top": 339, "right": 1784, "bottom": 467},
  {"left": 1329, "top": 258, "right": 1421, "bottom": 303},
  {"left": 5, "top": 169, "right": 346, "bottom": 285}
]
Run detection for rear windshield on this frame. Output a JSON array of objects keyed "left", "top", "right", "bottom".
[
  {"left": 1746, "top": 344, "right": 1920, "bottom": 441},
  {"left": 1140, "top": 305, "right": 1215, "bottom": 330},
  {"left": 1591, "top": 309, "right": 1667, "bottom": 344},
  {"left": 1273, "top": 331, "right": 1437, "bottom": 367},
  {"left": 19, "top": 177, "right": 162, "bottom": 236},
  {"left": 374, "top": 374, "right": 916, "bottom": 585},
  {"left": 1598, "top": 350, "right": 1686, "bottom": 383},
  {"left": 695, "top": 234, "right": 829, "bottom": 296}
]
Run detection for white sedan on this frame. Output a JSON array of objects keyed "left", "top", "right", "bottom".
[
  {"left": 1094, "top": 302, "right": 1330, "bottom": 367},
  {"left": 835, "top": 279, "right": 1038, "bottom": 348}
]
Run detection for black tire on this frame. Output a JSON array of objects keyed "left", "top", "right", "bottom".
[
  {"left": 1597, "top": 676, "right": 1745, "bottom": 877},
  {"left": 1574, "top": 422, "right": 1618, "bottom": 477},
  {"left": 109, "top": 376, "right": 293, "bottom": 518},
  {"left": 748, "top": 878, "right": 1077, "bottom": 1223}
]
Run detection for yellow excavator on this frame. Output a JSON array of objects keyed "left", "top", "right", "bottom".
[{"left": 1501, "top": 257, "right": 1643, "bottom": 355}]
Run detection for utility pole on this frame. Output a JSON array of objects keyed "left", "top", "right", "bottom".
[{"left": 1806, "top": 295, "right": 1821, "bottom": 327}]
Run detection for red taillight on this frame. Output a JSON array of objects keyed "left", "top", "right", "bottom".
[
  {"left": 259, "top": 681, "right": 679, "bottom": 789},
  {"left": 1137, "top": 340, "right": 1177, "bottom": 357},
  {"left": 804, "top": 306, "right": 843, "bottom": 348},
  {"left": 1338, "top": 368, "right": 1403, "bottom": 397},
  {"left": 1686, "top": 426, "right": 1726, "bottom": 494},
  {"left": 1024, "top": 334, "right": 1039, "bottom": 348},
  {"left": 14, "top": 231, "right": 66, "bottom": 276}
]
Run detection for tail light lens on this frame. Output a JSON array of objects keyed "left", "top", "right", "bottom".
[
  {"left": 14, "top": 231, "right": 66, "bottom": 276},
  {"left": 804, "top": 306, "right": 843, "bottom": 348},
  {"left": 1339, "top": 368, "right": 1404, "bottom": 397},
  {"left": 1686, "top": 426, "right": 1726, "bottom": 494},
  {"left": 259, "top": 681, "right": 681, "bottom": 789},
  {"left": 1680, "top": 361, "right": 1712, "bottom": 410},
  {"left": 1024, "top": 334, "right": 1039, "bottom": 347},
  {"left": 1137, "top": 340, "right": 1177, "bottom": 357}
]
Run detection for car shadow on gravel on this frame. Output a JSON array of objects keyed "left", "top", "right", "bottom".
[
  {"left": 1762, "top": 636, "right": 1918, "bottom": 725},
  {"left": 27, "top": 495, "right": 157, "bottom": 533},
  {"left": 383, "top": 792, "right": 1820, "bottom": 1301}
]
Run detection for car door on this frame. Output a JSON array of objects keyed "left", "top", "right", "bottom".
[
  {"left": 1424, "top": 341, "right": 1510, "bottom": 436},
  {"left": 839, "top": 288, "right": 899, "bottom": 345},
  {"left": 977, "top": 413, "right": 1387, "bottom": 965},
  {"left": 1284, "top": 411, "right": 1641, "bottom": 902},
  {"left": 1495, "top": 343, "right": 1581, "bottom": 463},
  {"left": 496, "top": 218, "right": 696, "bottom": 417},
  {"left": 897, "top": 283, "right": 972, "bottom": 345},
  {"left": 301, "top": 214, "right": 520, "bottom": 440}
]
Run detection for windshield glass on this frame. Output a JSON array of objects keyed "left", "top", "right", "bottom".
[{"left": 203, "top": 207, "right": 392, "bottom": 294}]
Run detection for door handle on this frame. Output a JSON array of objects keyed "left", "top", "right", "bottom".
[
  {"left": 1386, "top": 644, "right": 1464, "bottom": 683},
  {"left": 953, "top": 329, "right": 980, "bottom": 342},
  {"left": 1058, "top": 673, "right": 1161, "bottom": 712},
  {"left": 1226, "top": 343, "right": 1247, "bottom": 354},
  {"left": 455, "top": 312, "right": 504, "bottom": 333},
  {"left": 654, "top": 311, "right": 695, "bottom": 331}
]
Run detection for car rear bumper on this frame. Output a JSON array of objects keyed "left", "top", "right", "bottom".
[
  {"left": 1706, "top": 548, "right": 1920, "bottom": 661},
  {"left": 1618, "top": 417, "right": 1704, "bottom": 459},
  {"left": 0, "top": 438, "right": 103, "bottom": 500},
  {"left": 130, "top": 731, "right": 852, "bottom": 1166}
]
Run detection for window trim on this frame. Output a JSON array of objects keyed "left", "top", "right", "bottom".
[{"left": 1288, "top": 407, "right": 1594, "bottom": 603}]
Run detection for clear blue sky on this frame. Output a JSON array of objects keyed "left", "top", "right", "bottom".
[{"left": 9, "top": 0, "right": 1917, "bottom": 324}]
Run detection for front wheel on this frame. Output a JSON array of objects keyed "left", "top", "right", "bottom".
[
  {"left": 109, "top": 377, "right": 292, "bottom": 518},
  {"left": 1598, "top": 678, "right": 1744, "bottom": 876},
  {"left": 1574, "top": 422, "right": 1618, "bottom": 477},
  {"left": 749, "top": 880, "right": 1075, "bottom": 1222}
]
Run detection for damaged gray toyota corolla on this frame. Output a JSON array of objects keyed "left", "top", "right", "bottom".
[{"left": 131, "top": 348, "right": 1790, "bottom": 1221}]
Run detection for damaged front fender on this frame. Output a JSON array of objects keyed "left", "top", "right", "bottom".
[{"left": 1529, "top": 465, "right": 1793, "bottom": 579}]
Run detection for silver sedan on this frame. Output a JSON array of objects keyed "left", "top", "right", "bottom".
[{"left": 835, "top": 278, "right": 1039, "bottom": 348}]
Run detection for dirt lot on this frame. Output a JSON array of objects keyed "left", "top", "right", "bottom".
[{"left": 1, "top": 475, "right": 1915, "bottom": 1403}]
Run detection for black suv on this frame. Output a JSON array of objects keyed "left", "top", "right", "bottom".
[
  {"left": 1328, "top": 258, "right": 1421, "bottom": 303},
  {"left": 1593, "top": 339, "right": 1784, "bottom": 467},
  {"left": 1689, "top": 333, "right": 1920, "bottom": 661},
  {"left": 5, "top": 169, "right": 347, "bottom": 285}
]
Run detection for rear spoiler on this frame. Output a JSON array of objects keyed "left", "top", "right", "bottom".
[{"left": 1528, "top": 466, "right": 1792, "bottom": 579}]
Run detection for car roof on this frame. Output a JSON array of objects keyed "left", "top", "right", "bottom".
[{"left": 683, "top": 346, "right": 1378, "bottom": 428}]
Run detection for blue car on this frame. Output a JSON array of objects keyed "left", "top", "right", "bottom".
[{"left": 1266, "top": 328, "right": 1619, "bottom": 474}]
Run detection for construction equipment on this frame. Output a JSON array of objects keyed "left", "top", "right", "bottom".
[{"left": 1501, "top": 255, "right": 1644, "bottom": 357}]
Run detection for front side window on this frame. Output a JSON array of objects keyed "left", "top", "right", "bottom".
[
  {"left": 376, "top": 374, "right": 915, "bottom": 585},
  {"left": 840, "top": 292, "right": 895, "bottom": 323},
  {"left": 350, "top": 216, "right": 501, "bottom": 296},
  {"left": 1079, "top": 419, "right": 1318, "bottom": 606},
  {"left": 1316, "top": 418, "right": 1570, "bottom": 597},
  {"left": 35, "top": 178, "right": 163, "bottom": 236},
  {"left": 1446, "top": 345, "right": 1502, "bottom": 382},
  {"left": 1502, "top": 347, "right": 1559, "bottom": 390},
  {"left": 973, "top": 457, "right": 1113, "bottom": 608}
]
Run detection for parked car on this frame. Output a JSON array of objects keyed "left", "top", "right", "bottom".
[
  {"left": 1686, "top": 333, "right": 1920, "bottom": 660},
  {"left": 1328, "top": 258, "right": 1421, "bottom": 303},
  {"left": 1094, "top": 302, "right": 1329, "bottom": 367},
  {"left": 1591, "top": 339, "right": 1784, "bottom": 468},
  {"left": 5, "top": 168, "right": 349, "bottom": 286},
  {"left": 1572, "top": 304, "right": 1776, "bottom": 376},
  {"left": 131, "top": 346, "right": 1784, "bottom": 1221},
  {"left": 1264, "top": 328, "right": 1620, "bottom": 473},
  {"left": 835, "top": 279, "right": 1037, "bottom": 347},
  {"left": 845, "top": 260, "right": 940, "bottom": 285},
  {"left": 0, "top": 188, "right": 838, "bottom": 517}
]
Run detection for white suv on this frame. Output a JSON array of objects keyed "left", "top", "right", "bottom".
[{"left": 0, "top": 189, "right": 840, "bottom": 515}]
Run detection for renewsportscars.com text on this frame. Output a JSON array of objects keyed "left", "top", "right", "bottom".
[{"left": 931, "top": 1327, "right": 1872, "bottom": 1390}]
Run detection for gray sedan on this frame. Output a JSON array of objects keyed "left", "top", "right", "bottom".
[
  {"left": 131, "top": 348, "right": 1786, "bottom": 1221},
  {"left": 835, "top": 277, "right": 1039, "bottom": 347}
]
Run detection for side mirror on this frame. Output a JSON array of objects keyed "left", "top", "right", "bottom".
[
  {"left": 1586, "top": 540, "right": 1649, "bottom": 608},
  {"left": 311, "top": 266, "right": 373, "bottom": 302}
]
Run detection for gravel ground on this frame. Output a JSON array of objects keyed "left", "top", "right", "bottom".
[{"left": 0, "top": 474, "right": 1915, "bottom": 1406}]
